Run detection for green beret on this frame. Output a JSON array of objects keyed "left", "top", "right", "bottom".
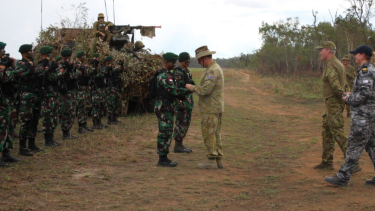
[
  {"left": 39, "top": 46, "right": 53, "bottom": 55},
  {"left": 55, "top": 56, "right": 62, "bottom": 62},
  {"left": 5, "top": 53, "right": 9, "bottom": 57},
  {"left": 162, "top": 52, "right": 178, "bottom": 62},
  {"left": 61, "top": 49, "right": 72, "bottom": 57},
  {"left": 76, "top": 50, "right": 84, "bottom": 58},
  {"left": 178, "top": 52, "right": 190, "bottom": 62},
  {"left": 19, "top": 44, "right": 33, "bottom": 53},
  {"left": 93, "top": 53, "right": 100, "bottom": 57},
  {"left": 104, "top": 56, "right": 113, "bottom": 62},
  {"left": 0, "top": 42, "right": 6, "bottom": 50}
]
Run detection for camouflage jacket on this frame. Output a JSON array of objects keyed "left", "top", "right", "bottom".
[
  {"left": 104, "top": 63, "right": 124, "bottom": 88},
  {"left": 15, "top": 58, "right": 45, "bottom": 91},
  {"left": 190, "top": 61, "right": 224, "bottom": 114},
  {"left": 322, "top": 56, "right": 346, "bottom": 99},
  {"left": 346, "top": 62, "right": 375, "bottom": 119},
  {"left": 345, "top": 64, "right": 356, "bottom": 87},
  {"left": 173, "top": 66, "right": 194, "bottom": 109}
]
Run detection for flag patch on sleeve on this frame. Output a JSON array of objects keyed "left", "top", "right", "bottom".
[{"left": 207, "top": 76, "right": 213, "bottom": 79}]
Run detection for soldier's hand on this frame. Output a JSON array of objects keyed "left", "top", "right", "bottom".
[
  {"left": 185, "top": 84, "right": 192, "bottom": 90},
  {"left": 105, "top": 26, "right": 108, "bottom": 31}
]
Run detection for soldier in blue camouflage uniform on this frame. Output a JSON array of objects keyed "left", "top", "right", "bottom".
[
  {"left": 0, "top": 42, "right": 21, "bottom": 166},
  {"left": 155, "top": 52, "right": 188, "bottom": 167},
  {"left": 75, "top": 51, "right": 94, "bottom": 133},
  {"left": 173, "top": 52, "right": 194, "bottom": 153},
  {"left": 16, "top": 44, "right": 45, "bottom": 156},
  {"left": 325, "top": 45, "right": 375, "bottom": 187},
  {"left": 90, "top": 54, "right": 107, "bottom": 129}
]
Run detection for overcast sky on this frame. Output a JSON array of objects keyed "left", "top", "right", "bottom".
[{"left": 2, "top": 0, "right": 359, "bottom": 59}]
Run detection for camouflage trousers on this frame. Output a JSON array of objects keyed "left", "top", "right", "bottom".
[
  {"left": 91, "top": 88, "right": 106, "bottom": 121},
  {"left": 0, "top": 97, "right": 15, "bottom": 151},
  {"left": 77, "top": 86, "right": 90, "bottom": 124},
  {"left": 60, "top": 91, "right": 76, "bottom": 131},
  {"left": 42, "top": 93, "right": 58, "bottom": 134},
  {"left": 201, "top": 113, "right": 224, "bottom": 159},
  {"left": 19, "top": 92, "right": 41, "bottom": 140},
  {"left": 321, "top": 96, "right": 348, "bottom": 164},
  {"left": 173, "top": 107, "right": 192, "bottom": 141},
  {"left": 107, "top": 87, "right": 120, "bottom": 117},
  {"left": 337, "top": 117, "right": 375, "bottom": 182},
  {"left": 155, "top": 106, "right": 174, "bottom": 155},
  {"left": 345, "top": 85, "right": 353, "bottom": 114}
]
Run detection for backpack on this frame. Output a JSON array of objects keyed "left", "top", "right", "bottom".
[{"left": 148, "top": 70, "right": 162, "bottom": 99}]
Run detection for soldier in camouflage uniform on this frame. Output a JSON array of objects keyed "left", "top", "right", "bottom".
[
  {"left": 325, "top": 45, "right": 375, "bottom": 187},
  {"left": 55, "top": 56, "right": 62, "bottom": 124},
  {"left": 342, "top": 55, "right": 356, "bottom": 117},
  {"left": 37, "top": 46, "right": 61, "bottom": 147},
  {"left": 186, "top": 46, "right": 224, "bottom": 169},
  {"left": 93, "top": 13, "right": 113, "bottom": 45},
  {"left": 313, "top": 41, "right": 361, "bottom": 172},
  {"left": 173, "top": 52, "right": 194, "bottom": 153},
  {"left": 90, "top": 54, "right": 107, "bottom": 129},
  {"left": 104, "top": 56, "right": 123, "bottom": 125},
  {"left": 0, "top": 42, "right": 21, "bottom": 166},
  {"left": 155, "top": 52, "right": 188, "bottom": 167},
  {"left": 76, "top": 51, "right": 94, "bottom": 133},
  {"left": 59, "top": 49, "right": 79, "bottom": 140},
  {"left": 16, "top": 44, "right": 44, "bottom": 156}
]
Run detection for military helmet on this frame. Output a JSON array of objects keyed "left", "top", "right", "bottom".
[
  {"left": 135, "top": 41, "right": 145, "bottom": 50},
  {"left": 98, "top": 13, "right": 105, "bottom": 19}
]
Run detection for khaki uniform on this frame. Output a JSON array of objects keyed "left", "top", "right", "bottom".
[
  {"left": 92, "top": 21, "right": 113, "bottom": 44},
  {"left": 321, "top": 56, "right": 347, "bottom": 165},
  {"left": 190, "top": 61, "right": 224, "bottom": 159},
  {"left": 344, "top": 64, "right": 356, "bottom": 114}
]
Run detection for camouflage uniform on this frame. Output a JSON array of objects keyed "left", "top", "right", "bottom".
[
  {"left": 76, "top": 61, "right": 93, "bottom": 132},
  {"left": 105, "top": 63, "right": 123, "bottom": 123},
  {"left": 155, "top": 68, "right": 188, "bottom": 155},
  {"left": 190, "top": 61, "right": 224, "bottom": 159},
  {"left": 320, "top": 56, "right": 347, "bottom": 165},
  {"left": 344, "top": 64, "right": 356, "bottom": 115},
  {"left": 173, "top": 66, "right": 194, "bottom": 150},
  {"left": 334, "top": 62, "right": 375, "bottom": 182}
]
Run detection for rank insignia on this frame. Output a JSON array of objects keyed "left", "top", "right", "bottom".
[{"left": 363, "top": 68, "right": 368, "bottom": 73}]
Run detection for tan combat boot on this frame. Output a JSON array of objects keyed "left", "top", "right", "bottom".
[
  {"left": 216, "top": 157, "right": 223, "bottom": 169},
  {"left": 197, "top": 159, "right": 218, "bottom": 169}
]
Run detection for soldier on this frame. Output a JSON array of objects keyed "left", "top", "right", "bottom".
[
  {"left": 155, "top": 52, "right": 188, "bottom": 167},
  {"left": 186, "top": 46, "right": 224, "bottom": 169},
  {"left": 76, "top": 51, "right": 94, "bottom": 133},
  {"left": 172, "top": 52, "right": 194, "bottom": 153},
  {"left": 134, "top": 41, "right": 145, "bottom": 52},
  {"left": 325, "top": 45, "right": 375, "bottom": 187},
  {"left": 342, "top": 55, "right": 356, "bottom": 117},
  {"left": 38, "top": 46, "right": 61, "bottom": 147},
  {"left": 90, "top": 53, "right": 106, "bottom": 129},
  {"left": 59, "top": 49, "right": 79, "bottom": 140},
  {"left": 0, "top": 42, "right": 21, "bottom": 166},
  {"left": 93, "top": 13, "right": 114, "bottom": 45},
  {"left": 16, "top": 44, "right": 44, "bottom": 156},
  {"left": 104, "top": 56, "right": 123, "bottom": 125}
]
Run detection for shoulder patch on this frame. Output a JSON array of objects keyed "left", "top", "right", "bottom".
[
  {"left": 207, "top": 75, "right": 213, "bottom": 80},
  {"left": 363, "top": 67, "right": 368, "bottom": 73}
]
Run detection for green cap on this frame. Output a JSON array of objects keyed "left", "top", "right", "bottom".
[
  {"left": 76, "top": 50, "right": 84, "bottom": 58},
  {"left": 104, "top": 56, "right": 113, "bottom": 62},
  {"left": 61, "top": 49, "right": 72, "bottom": 57},
  {"left": 162, "top": 52, "right": 178, "bottom": 62},
  {"left": 315, "top": 41, "right": 336, "bottom": 50},
  {"left": 19, "top": 44, "right": 33, "bottom": 53},
  {"left": 0, "top": 42, "right": 6, "bottom": 50},
  {"left": 342, "top": 55, "right": 350, "bottom": 61},
  {"left": 93, "top": 53, "right": 100, "bottom": 57},
  {"left": 55, "top": 56, "right": 62, "bottom": 62},
  {"left": 5, "top": 53, "right": 9, "bottom": 57},
  {"left": 178, "top": 52, "right": 190, "bottom": 62},
  {"left": 39, "top": 46, "right": 53, "bottom": 55}
]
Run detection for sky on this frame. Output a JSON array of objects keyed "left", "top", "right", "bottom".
[{"left": 1, "top": 0, "right": 357, "bottom": 59}]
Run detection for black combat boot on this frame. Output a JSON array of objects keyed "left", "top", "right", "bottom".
[
  {"left": 45, "top": 133, "right": 59, "bottom": 147},
  {"left": 0, "top": 157, "right": 8, "bottom": 167},
  {"left": 174, "top": 139, "right": 192, "bottom": 153},
  {"left": 92, "top": 120, "right": 102, "bottom": 130},
  {"left": 18, "top": 137, "right": 33, "bottom": 156},
  {"left": 324, "top": 174, "right": 348, "bottom": 187},
  {"left": 99, "top": 119, "right": 109, "bottom": 128},
  {"left": 51, "top": 133, "right": 61, "bottom": 146},
  {"left": 2, "top": 148, "right": 20, "bottom": 162},
  {"left": 82, "top": 122, "right": 94, "bottom": 132},
  {"left": 313, "top": 162, "right": 334, "bottom": 170},
  {"left": 79, "top": 123, "right": 94, "bottom": 133},
  {"left": 113, "top": 115, "right": 121, "bottom": 123},
  {"left": 107, "top": 116, "right": 117, "bottom": 125},
  {"left": 28, "top": 138, "right": 43, "bottom": 153},
  {"left": 157, "top": 155, "right": 178, "bottom": 167},
  {"left": 365, "top": 177, "right": 375, "bottom": 185},
  {"left": 62, "top": 130, "right": 77, "bottom": 140}
]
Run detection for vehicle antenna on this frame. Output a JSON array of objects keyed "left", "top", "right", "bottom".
[
  {"left": 104, "top": 0, "right": 108, "bottom": 21},
  {"left": 113, "top": 0, "right": 115, "bottom": 25}
]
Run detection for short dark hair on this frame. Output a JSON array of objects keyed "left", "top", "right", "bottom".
[{"left": 366, "top": 55, "right": 372, "bottom": 61}]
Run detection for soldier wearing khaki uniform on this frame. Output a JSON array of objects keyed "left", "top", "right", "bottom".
[
  {"left": 186, "top": 46, "right": 224, "bottom": 169},
  {"left": 92, "top": 13, "right": 113, "bottom": 45},
  {"left": 342, "top": 55, "right": 356, "bottom": 117}
]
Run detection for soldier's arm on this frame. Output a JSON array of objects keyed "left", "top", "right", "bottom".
[
  {"left": 158, "top": 74, "right": 188, "bottom": 96},
  {"left": 93, "top": 22, "right": 101, "bottom": 36},
  {"left": 173, "top": 68, "right": 184, "bottom": 87},
  {"left": 190, "top": 70, "right": 217, "bottom": 96},
  {"left": 346, "top": 73, "right": 374, "bottom": 106},
  {"left": 326, "top": 66, "right": 344, "bottom": 99}
]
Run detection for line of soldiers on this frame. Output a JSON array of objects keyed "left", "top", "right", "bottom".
[{"left": 0, "top": 42, "right": 123, "bottom": 166}]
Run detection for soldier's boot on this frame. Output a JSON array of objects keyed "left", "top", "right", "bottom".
[
  {"left": 365, "top": 177, "right": 375, "bottom": 185},
  {"left": 82, "top": 122, "right": 94, "bottom": 132},
  {"left": 113, "top": 115, "right": 121, "bottom": 123},
  {"left": 18, "top": 137, "right": 34, "bottom": 156},
  {"left": 157, "top": 155, "right": 178, "bottom": 167},
  {"left": 51, "top": 133, "right": 61, "bottom": 146},
  {"left": 62, "top": 130, "right": 77, "bottom": 140},
  {"left": 45, "top": 133, "right": 59, "bottom": 147},
  {"left": 92, "top": 120, "right": 102, "bottom": 130},
  {"left": 353, "top": 164, "right": 362, "bottom": 173},
  {"left": 197, "top": 158, "right": 218, "bottom": 169},
  {"left": 216, "top": 157, "right": 223, "bottom": 169},
  {"left": 2, "top": 148, "right": 20, "bottom": 162},
  {"left": 99, "top": 119, "right": 109, "bottom": 128},
  {"left": 324, "top": 175, "right": 348, "bottom": 187},
  {"left": 313, "top": 162, "right": 334, "bottom": 170},
  {"left": 28, "top": 138, "right": 43, "bottom": 153},
  {"left": 107, "top": 116, "right": 117, "bottom": 125},
  {"left": 174, "top": 139, "right": 192, "bottom": 153},
  {"left": 0, "top": 157, "right": 8, "bottom": 167}
]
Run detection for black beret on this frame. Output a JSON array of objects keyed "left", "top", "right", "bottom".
[
  {"left": 162, "top": 52, "right": 178, "bottom": 62},
  {"left": 61, "top": 49, "right": 72, "bottom": 57},
  {"left": 19, "top": 44, "right": 33, "bottom": 53},
  {"left": 39, "top": 46, "right": 53, "bottom": 55}
]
